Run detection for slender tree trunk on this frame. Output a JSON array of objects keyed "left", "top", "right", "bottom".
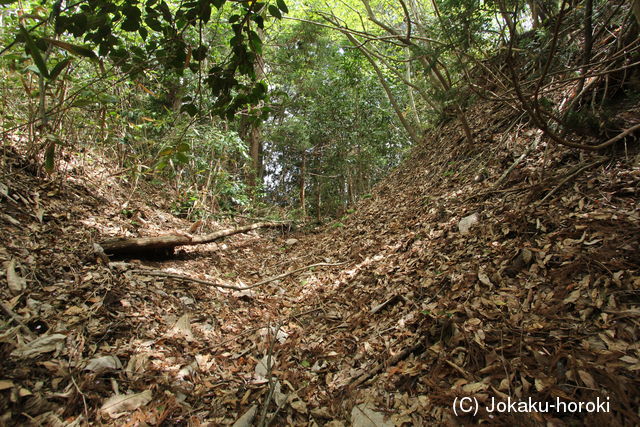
[
  {"left": 236, "top": 23, "right": 265, "bottom": 191},
  {"left": 248, "top": 126, "right": 261, "bottom": 187},
  {"left": 316, "top": 182, "right": 321, "bottom": 223},
  {"left": 528, "top": 0, "right": 540, "bottom": 28},
  {"left": 344, "top": 33, "right": 420, "bottom": 145},
  {"left": 630, "top": 0, "right": 640, "bottom": 31},
  {"left": 406, "top": 47, "right": 421, "bottom": 126},
  {"left": 574, "top": 0, "right": 593, "bottom": 96},
  {"left": 299, "top": 152, "right": 306, "bottom": 218}
]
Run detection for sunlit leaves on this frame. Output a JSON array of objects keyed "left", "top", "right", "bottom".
[{"left": 11, "top": 0, "right": 287, "bottom": 126}]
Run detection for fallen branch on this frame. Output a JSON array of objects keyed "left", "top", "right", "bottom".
[
  {"left": 99, "top": 221, "right": 287, "bottom": 256},
  {"left": 131, "top": 261, "right": 348, "bottom": 291}
]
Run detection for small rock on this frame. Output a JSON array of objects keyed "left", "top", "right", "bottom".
[
  {"left": 458, "top": 213, "right": 480, "bottom": 235},
  {"left": 351, "top": 404, "right": 393, "bottom": 427},
  {"left": 232, "top": 405, "right": 257, "bottom": 427},
  {"left": 284, "top": 238, "right": 299, "bottom": 246}
]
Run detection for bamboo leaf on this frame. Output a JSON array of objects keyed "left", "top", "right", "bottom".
[
  {"left": 42, "top": 38, "right": 97, "bottom": 59},
  {"left": 20, "top": 26, "right": 48, "bottom": 78},
  {"left": 49, "top": 58, "right": 71, "bottom": 81}
]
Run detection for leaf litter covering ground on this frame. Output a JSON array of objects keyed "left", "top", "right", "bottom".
[{"left": 1, "top": 102, "right": 640, "bottom": 425}]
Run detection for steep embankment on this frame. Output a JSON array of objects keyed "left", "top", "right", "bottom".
[{"left": 274, "top": 98, "right": 640, "bottom": 424}]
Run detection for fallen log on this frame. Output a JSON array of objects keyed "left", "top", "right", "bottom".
[{"left": 99, "top": 221, "right": 286, "bottom": 256}]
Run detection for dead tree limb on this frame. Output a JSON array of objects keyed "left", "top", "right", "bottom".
[{"left": 99, "top": 221, "right": 286, "bottom": 256}]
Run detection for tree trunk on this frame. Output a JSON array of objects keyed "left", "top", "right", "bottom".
[
  {"left": 243, "top": 27, "right": 265, "bottom": 190},
  {"left": 316, "top": 182, "right": 321, "bottom": 223},
  {"left": 99, "top": 221, "right": 286, "bottom": 256},
  {"left": 631, "top": 0, "right": 640, "bottom": 29},
  {"left": 300, "top": 152, "right": 306, "bottom": 218}
]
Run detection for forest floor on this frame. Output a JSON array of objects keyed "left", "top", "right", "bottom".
[{"left": 1, "top": 95, "right": 640, "bottom": 426}]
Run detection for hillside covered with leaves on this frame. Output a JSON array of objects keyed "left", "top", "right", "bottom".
[{"left": 1, "top": 0, "right": 640, "bottom": 425}]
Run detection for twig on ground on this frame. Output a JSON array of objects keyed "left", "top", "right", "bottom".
[
  {"left": 70, "top": 375, "right": 89, "bottom": 421},
  {"left": 0, "top": 301, "right": 37, "bottom": 338},
  {"left": 257, "top": 322, "right": 281, "bottom": 427},
  {"left": 131, "top": 261, "right": 348, "bottom": 291}
]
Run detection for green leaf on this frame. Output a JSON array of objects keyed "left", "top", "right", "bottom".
[
  {"left": 158, "top": 1, "right": 172, "bottom": 21},
  {"left": 49, "top": 58, "right": 72, "bottom": 81},
  {"left": 192, "top": 45, "right": 207, "bottom": 61},
  {"left": 145, "top": 16, "right": 163, "bottom": 31},
  {"left": 212, "top": 0, "right": 225, "bottom": 9},
  {"left": 276, "top": 0, "right": 288, "bottom": 13},
  {"left": 122, "top": 17, "right": 140, "bottom": 31},
  {"left": 155, "top": 159, "right": 167, "bottom": 170},
  {"left": 44, "top": 141, "right": 55, "bottom": 172},
  {"left": 248, "top": 31, "right": 262, "bottom": 54},
  {"left": 121, "top": 5, "right": 142, "bottom": 31},
  {"left": 198, "top": 0, "right": 212, "bottom": 23},
  {"left": 268, "top": 5, "right": 281, "bottom": 19},
  {"left": 20, "top": 26, "right": 48, "bottom": 78},
  {"left": 175, "top": 152, "right": 189, "bottom": 163},
  {"left": 251, "top": 15, "right": 264, "bottom": 29},
  {"left": 176, "top": 142, "right": 190, "bottom": 152},
  {"left": 98, "top": 94, "right": 119, "bottom": 104},
  {"left": 72, "top": 98, "right": 95, "bottom": 107},
  {"left": 0, "top": 0, "right": 19, "bottom": 5},
  {"left": 138, "top": 26, "right": 148, "bottom": 40},
  {"left": 42, "top": 38, "right": 97, "bottom": 59},
  {"left": 230, "top": 34, "right": 244, "bottom": 47},
  {"left": 25, "top": 64, "right": 42, "bottom": 76}
]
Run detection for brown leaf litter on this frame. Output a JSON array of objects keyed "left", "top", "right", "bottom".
[{"left": 1, "top": 100, "right": 640, "bottom": 425}]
